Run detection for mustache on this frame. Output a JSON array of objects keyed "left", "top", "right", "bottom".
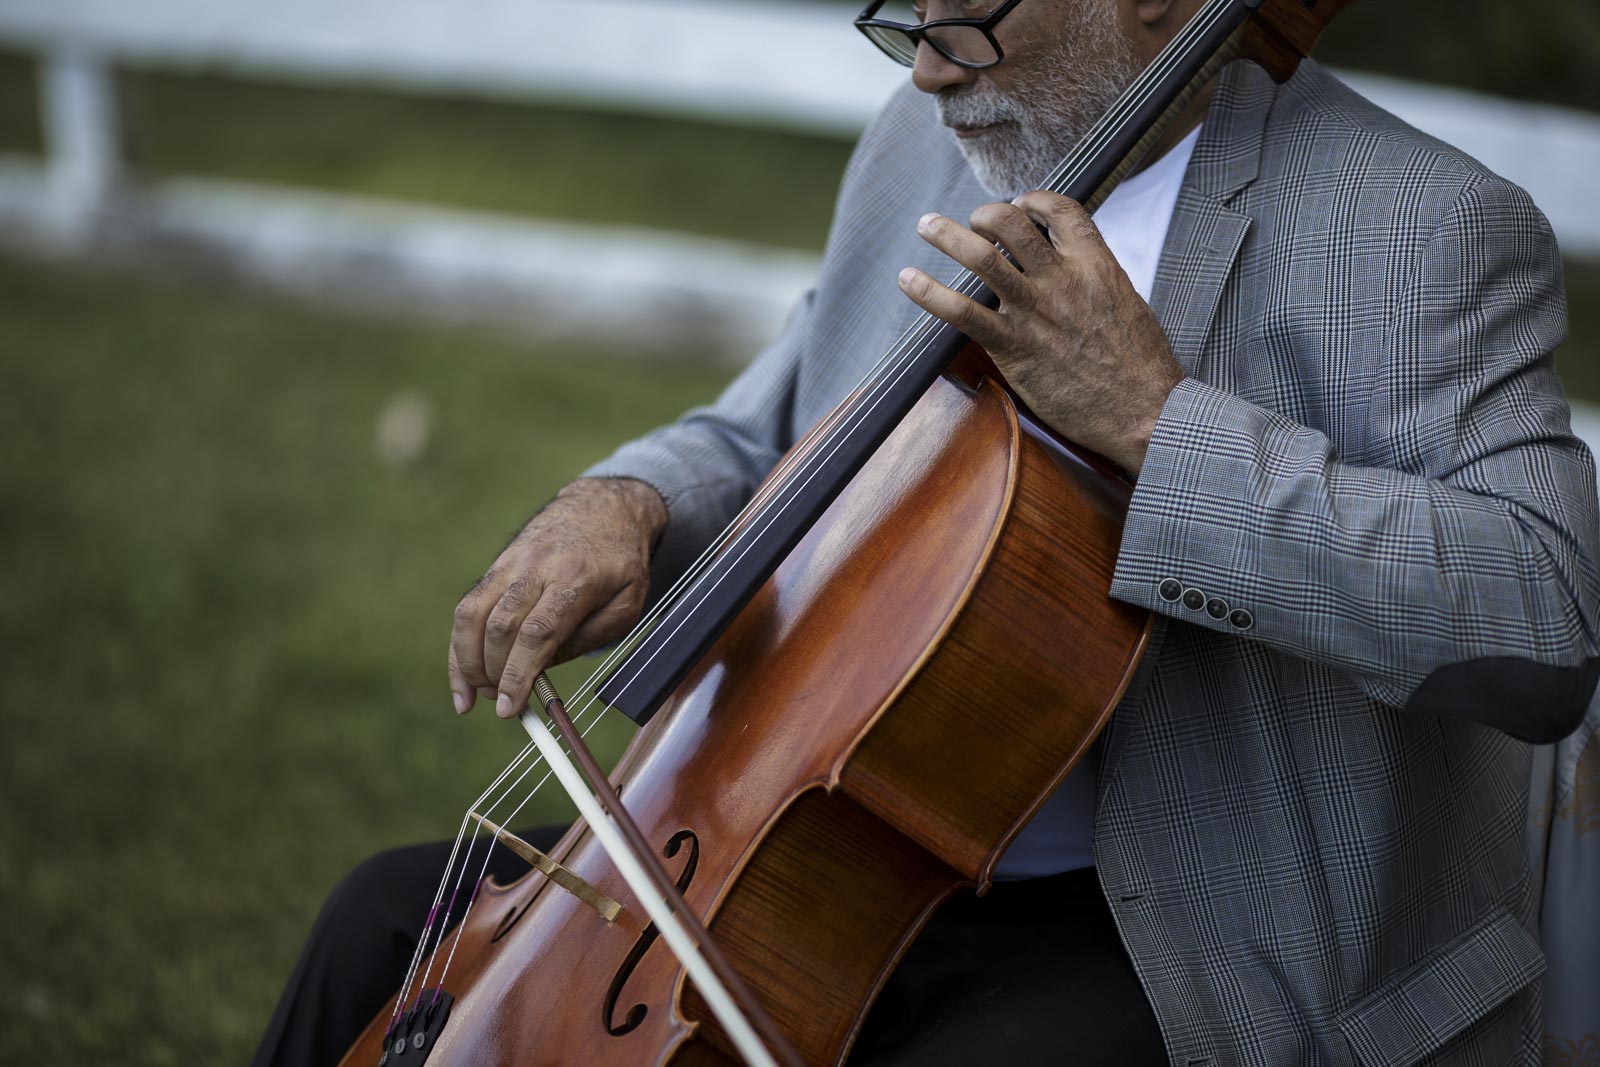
[{"left": 936, "top": 86, "right": 1027, "bottom": 128}]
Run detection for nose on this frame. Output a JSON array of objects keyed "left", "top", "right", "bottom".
[{"left": 911, "top": 41, "right": 979, "bottom": 94}]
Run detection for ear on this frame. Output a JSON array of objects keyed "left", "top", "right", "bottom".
[{"left": 1133, "top": 0, "right": 1177, "bottom": 27}]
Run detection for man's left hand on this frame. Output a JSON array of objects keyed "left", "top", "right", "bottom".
[{"left": 898, "top": 190, "right": 1183, "bottom": 475}]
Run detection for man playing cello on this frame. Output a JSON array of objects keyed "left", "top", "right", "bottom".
[{"left": 257, "top": 0, "right": 1598, "bottom": 1063}]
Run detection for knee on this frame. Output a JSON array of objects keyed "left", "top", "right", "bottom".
[
  {"left": 256, "top": 847, "right": 445, "bottom": 1067},
  {"left": 314, "top": 843, "right": 444, "bottom": 962}
]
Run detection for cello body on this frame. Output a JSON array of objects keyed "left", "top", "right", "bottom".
[{"left": 341, "top": 362, "right": 1150, "bottom": 1066}]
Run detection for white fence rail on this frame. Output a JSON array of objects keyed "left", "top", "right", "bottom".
[{"left": 1, "top": 0, "right": 1598, "bottom": 354}]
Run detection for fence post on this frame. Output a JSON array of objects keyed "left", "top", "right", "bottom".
[{"left": 39, "top": 42, "right": 120, "bottom": 241}]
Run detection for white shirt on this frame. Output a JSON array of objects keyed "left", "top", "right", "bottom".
[{"left": 993, "top": 124, "right": 1201, "bottom": 880}]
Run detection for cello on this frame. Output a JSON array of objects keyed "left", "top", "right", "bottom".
[{"left": 342, "top": 0, "right": 1357, "bottom": 1063}]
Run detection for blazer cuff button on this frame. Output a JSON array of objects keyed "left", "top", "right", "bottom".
[
  {"left": 1181, "top": 588, "right": 1205, "bottom": 611},
  {"left": 1159, "top": 578, "right": 1183, "bottom": 602},
  {"left": 1205, "top": 597, "right": 1228, "bottom": 620},
  {"left": 1229, "top": 608, "right": 1254, "bottom": 630}
]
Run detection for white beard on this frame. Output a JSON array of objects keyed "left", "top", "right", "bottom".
[{"left": 937, "top": 5, "right": 1143, "bottom": 200}]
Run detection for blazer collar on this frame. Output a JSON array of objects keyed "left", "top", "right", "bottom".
[
  {"left": 1144, "top": 60, "right": 1281, "bottom": 376},
  {"left": 1183, "top": 58, "right": 1281, "bottom": 204}
]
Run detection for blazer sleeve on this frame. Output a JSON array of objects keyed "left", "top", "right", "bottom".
[
  {"left": 1110, "top": 177, "right": 1600, "bottom": 743},
  {"left": 580, "top": 287, "right": 807, "bottom": 598}
]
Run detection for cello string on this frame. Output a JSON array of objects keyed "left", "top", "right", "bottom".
[
  {"left": 405, "top": 710, "right": 605, "bottom": 1015},
  {"left": 410, "top": 771, "right": 546, "bottom": 1006},
  {"left": 1032, "top": 0, "right": 1231, "bottom": 206},
  {"left": 425, "top": 696, "right": 624, "bottom": 1002},
  {"left": 406, "top": 0, "right": 1234, "bottom": 1022},
  {"left": 389, "top": 818, "right": 490, "bottom": 1027},
  {"left": 386, "top": 742, "right": 542, "bottom": 1033},
  {"left": 405, "top": 690, "right": 627, "bottom": 1012}
]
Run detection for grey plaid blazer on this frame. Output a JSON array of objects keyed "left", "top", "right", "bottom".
[{"left": 585, "top": 59, "right": 1600, "bottom": 1066}]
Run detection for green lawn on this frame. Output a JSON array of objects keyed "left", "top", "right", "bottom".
[
  {"left": 0, "top": 250, "right": 734, "bottom": 1063},
  {"left": 0, "top": 49, "right": 40, "bottom": 153},
  {"left": 1559, "top": 259, "right": 1600, "bottom": 404},
  {"left": 116, "top": 67, "right": 853, "bottom": 252},
  {"left": 0, "top": 50, "right": 853, "bottom": 251}
]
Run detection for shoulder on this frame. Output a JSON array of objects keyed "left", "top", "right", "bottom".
[
  {"left": 1253, "top": 60, "right": 1549, "bottom": 241},
  {"left": 841, "top": 78, "right": 964, "bottom": 193},
  {"left": 820, "top": 78, "right": 982, "bottom": 261},
  {"left": 1216, "top": 60, "right": 1558, "bottom": 279}
]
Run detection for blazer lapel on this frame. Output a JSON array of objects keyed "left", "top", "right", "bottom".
[
  {"left": 1146, "top": 59, "right": 1277, "bottom": 372},
  {"left": 1098, "top": 60, "right": 1278, "bottom": 794},
  {"left": 1149, "top": 201, "right": 1252, "bottom": 380}
]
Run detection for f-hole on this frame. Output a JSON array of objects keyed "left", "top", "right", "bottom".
[{"left": 603, "top": 829, "right": 699, "bottom": 1037}]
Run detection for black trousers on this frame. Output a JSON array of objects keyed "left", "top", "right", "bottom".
[{"left": 254, "top": 827, "right": 1166, "bottom": 1066}]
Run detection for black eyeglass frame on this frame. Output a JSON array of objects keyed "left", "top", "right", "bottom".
[{"left": 853, "top": 0, "right": 1028, "bottom": 70}]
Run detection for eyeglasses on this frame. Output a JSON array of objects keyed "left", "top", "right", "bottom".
[{"left": 854, "top": 0, "right": 1028, "bottom": 70}]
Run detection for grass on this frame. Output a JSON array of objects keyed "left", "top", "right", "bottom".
[
  {"left": 1559, "top": 259, "right": 1600, "bottom": 405},
  {"left": 0, "top": 50, "right": 41, "bottom": 154},
  {"left": 0, "top": 250, "right": 735, "bottom": 1062},
  {"left": 0, "top": 48, "right": 853, "bottom": 251},
  {"left": 116, "top": 67, "right": 854, "bottom": 251}
]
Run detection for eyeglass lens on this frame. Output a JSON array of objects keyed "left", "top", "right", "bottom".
[{"left": 867, "top": 2, "right": 1003, "bottom": 67}]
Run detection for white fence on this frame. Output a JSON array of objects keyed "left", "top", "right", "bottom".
[{"left": 1, "top": 0, "right": 1598, "bottom": 354}]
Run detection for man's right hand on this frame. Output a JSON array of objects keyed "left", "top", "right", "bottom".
[{"left": 448, "top": 477, "right": 669, "bottom": 718}]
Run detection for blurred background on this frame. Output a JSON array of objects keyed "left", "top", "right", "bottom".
[{"left": 0, "top": 0, "right": 1596, "bottom": 1061}]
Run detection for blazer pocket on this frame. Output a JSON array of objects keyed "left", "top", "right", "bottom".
[{"left": 1338, "top": 908, "right": 1545, "bottom": 1067}]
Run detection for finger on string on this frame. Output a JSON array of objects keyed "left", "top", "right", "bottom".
[
  {"left": 496, "top": 583, "right": 588, "bottom": 717},
  {"left": 1013, "top": 191, "right": 1105, "bottom": 256},
  {"left": 897, "top": 267, "right": 1008, "bottom": 350},
  {"left": 416, "top": 837, "right": 489, "bottom": 999},
  {"left": 915, "top": 212, "right": 1031, "bottom": 308},
  {"left": 971, "top": 201, "right": 1056, "bottom": 276},
  {"left": 482, "top": 576, "right": 544, "bottom": 686}
]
